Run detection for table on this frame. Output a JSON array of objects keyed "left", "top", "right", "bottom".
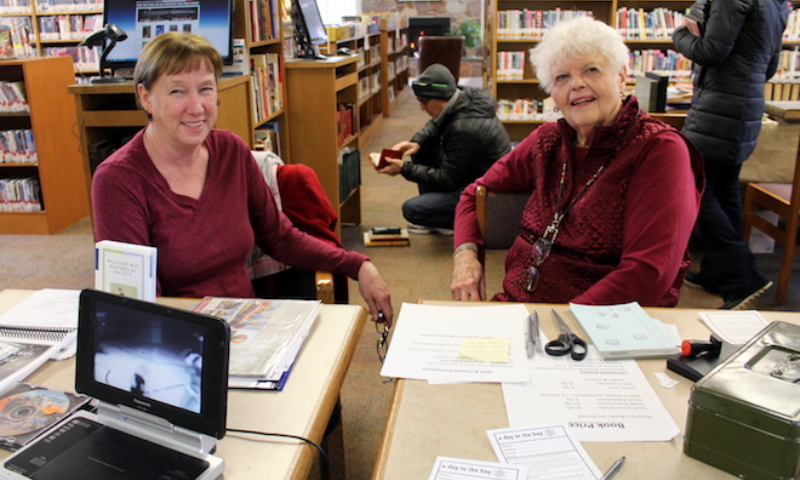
[
  {"left": 0, "top": 289, "right": 366, "bottom": 480},
  {"left": 371, "top": 301, "right": 800, "bottom": 480}
]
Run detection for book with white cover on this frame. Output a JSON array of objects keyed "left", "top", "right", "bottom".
[
  {"left": 94, "top": 240, "right": 157, "bottom": 302},
  {"left": 569, "top": 302, "right": 680, "bottom": 360}
]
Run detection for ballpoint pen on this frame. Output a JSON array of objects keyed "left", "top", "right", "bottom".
[
  {"left": 598, "top": 456, "right": 625, "bottom": 480},
  {"left": 526, "top": 311, "right": 539, "bottom": 358}
]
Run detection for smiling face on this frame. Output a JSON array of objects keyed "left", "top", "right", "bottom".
[
  {"left": 137, "top": 63, "right": 218, "bottom": 153},
  {"left": 549, "top": 56, "right": 627, "bottom": 147}
]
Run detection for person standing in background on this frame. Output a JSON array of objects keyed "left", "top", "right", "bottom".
[{"left": 673, "top": 0, "right": 789, "bottom": 309}]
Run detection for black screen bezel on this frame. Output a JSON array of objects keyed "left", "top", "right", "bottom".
[
  {"left": 75, "top": 289, "right": 230, "bottom": 439},
  {"left": 101, "top": 0, "right": 236, "bottom": 70}
]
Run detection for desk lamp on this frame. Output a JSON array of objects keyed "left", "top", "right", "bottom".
[{"left": 79, "top": 24, "right": 128, "bottom": 84}]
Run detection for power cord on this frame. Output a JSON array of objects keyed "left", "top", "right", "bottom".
[{"left": 226, "top": 428, "right": 347, "bottom": 480}]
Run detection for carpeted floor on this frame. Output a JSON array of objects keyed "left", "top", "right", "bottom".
[{"left": 1, "top": 79, "right": 799, "bottom": 480}]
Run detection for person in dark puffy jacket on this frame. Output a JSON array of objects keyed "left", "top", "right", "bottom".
[
  {"left": 377, "top": 64, "right": 511, "bottom": 235},
  {"left": 673, "top": 0, "right": 789, "bottom": 309}
]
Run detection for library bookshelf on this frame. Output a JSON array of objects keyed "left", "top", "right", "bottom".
[
  {"left": 486, "top": 0, "right": 696, "bottom": 141},
  {"left": 0, "top": 56, "right": 89, "bottom": 234},
  {"left": 0, "top": 0, "right": 103, "bottom": 74},
  {"left": 285, "top": 55, "right": 361, "bottom": 238}
]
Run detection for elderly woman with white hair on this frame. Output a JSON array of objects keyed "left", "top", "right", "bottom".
[{"left": 450, "top": 16, "right": 705, "bottom": 307}]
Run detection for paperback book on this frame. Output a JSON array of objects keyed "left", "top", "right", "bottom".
[
  {"left": 94, "top": 240, "right": 157, "bottom": 302},
  {"left": 368, "top": 148, "right": 402, "bottom": 170},
  {"left": 569, "top": 302, "right": 681, "bottom": 360}
]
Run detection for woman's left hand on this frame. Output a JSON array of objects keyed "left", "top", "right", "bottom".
[{"left": 357, "top": 261, "right": 394, "bottom": 326}]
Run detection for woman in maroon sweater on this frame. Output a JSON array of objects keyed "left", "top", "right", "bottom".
[
  {"left": 450, "top": 17, "right": 704, "bottom": 307},
  {"left": 92, "top": 32, "right": 393, "bottom": 325}
]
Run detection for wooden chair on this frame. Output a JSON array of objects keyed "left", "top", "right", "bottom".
[
  {"left": 741, "top": 135, "right": 800, "bottom": 304},
  {"left": 475, "top": 185, "right": 529, "bottom": 258},
  {"left": 417, "top": 36, "right": 464, "bottom": 83}
]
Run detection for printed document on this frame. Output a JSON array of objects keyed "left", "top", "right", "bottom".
[
  {"left": 428, "top": 457, "right": 528, "bottom": 480},
  {"left": 380, "top": 303, "right": 530, "bottom": 383},
  {"left": 487, "top": 423, "right": 600, "bottom": 480},
  {"left": 503, "top": 346, "right": 680, "bottom": 442},
  {"left": 698, "top": 310, "right": 768, "bottom": 345}
]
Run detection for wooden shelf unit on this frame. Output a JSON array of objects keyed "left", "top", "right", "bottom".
[
  {"left": 321, "top": 31, "right": 385, "bottom": 150},
  {"left": 232, "top": 0, "right": 290, "bottom": 160},
  {"left": 380, "top": 19, "right": 410, "bottom": 118},
  {"left": 0, "top": 3, "right": 103, "bottom": 73},
  {"left": 67, "top": 75, "right": 254, "bottom": 212},
  {"left": 0, "top": 57, "right": 90, "bottom": 234},
  {"left": 285, "top": 56, "right": 361, "bottom": 237},
  {"left": 486, "top": 0, "right": 696, "bottom": 141}
]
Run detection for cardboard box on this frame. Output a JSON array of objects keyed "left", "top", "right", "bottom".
[{"left": 684, "top": 321, "right": 800, "bottom": 480}]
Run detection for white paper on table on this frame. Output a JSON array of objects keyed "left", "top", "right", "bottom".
[
  {"left": 428, "top": 456, "right": 528, "bottom": 480},
  {"left": 487, "top": 423, "right": 600, "bottom": 480},
  {"left": 380, "top": 303, "right": 530, "bottom": 383},
  {"left": 0, "top": 288, "right": 80, "bottom": 330},
  {"left": 502, "top": 344, "right": 680, "bottom": 442},
  {"left": 698, "top": 310, "right": 769, "bottom": 345}
]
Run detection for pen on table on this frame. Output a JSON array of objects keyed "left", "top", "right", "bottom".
[
  {"left": 598, "top": 456, "right": 625, "bottom": 480},
  {"left": 526, "top": 311, "right": 539, "bottom": 358}
]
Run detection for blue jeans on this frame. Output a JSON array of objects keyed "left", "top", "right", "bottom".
[
  {"left": 695, "top": 161, "right": 768, "bottom": 300},
  {"left": 401, "top": 140, "right": 461, "bottom": 229}
]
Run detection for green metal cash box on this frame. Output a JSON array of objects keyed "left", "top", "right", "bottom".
[{"left": 684, "top": 321, "right": 800, "bottom": 480}]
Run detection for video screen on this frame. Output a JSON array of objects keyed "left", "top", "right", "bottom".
[
  {"left": 104, "top": 0, "right": 233, "bottom": 66},
  {"left": 91, "top": 299, "right": 205, "bottom": 413}
]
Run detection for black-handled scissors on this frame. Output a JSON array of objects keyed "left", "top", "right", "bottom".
[{"left": 545, "top": 309, "right": 588, "bottom": 361}]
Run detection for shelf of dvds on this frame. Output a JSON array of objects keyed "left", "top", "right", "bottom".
[{"left": 0, "top": 56, "right": 90, "bottom": 234}]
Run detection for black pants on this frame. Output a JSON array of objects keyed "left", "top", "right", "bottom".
[
  {"left": 695, "top": 161, "right": 768, "bottom": 300},
  {"left": 401, "top": 139, "right": 461, "bottom": 229}
]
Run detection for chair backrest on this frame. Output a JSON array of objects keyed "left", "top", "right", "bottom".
[
  {"left": 417, "top": 36, "right": 464, "bottom": 83},
  {"left": 475, "top": 185, "right": 529, "bottom": 249}
]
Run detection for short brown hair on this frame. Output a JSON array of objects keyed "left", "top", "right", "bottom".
[{"left": 134, "top": 32, "right": 223, "bottom": 119}]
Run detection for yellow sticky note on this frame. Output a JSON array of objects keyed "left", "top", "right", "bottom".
[{"left": 459, "top": 337, "right": 510, "bottom": 363}]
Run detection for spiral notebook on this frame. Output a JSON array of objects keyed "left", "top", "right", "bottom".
[{"left": 0, "top": 289, "right": 80, "bottom": 392}]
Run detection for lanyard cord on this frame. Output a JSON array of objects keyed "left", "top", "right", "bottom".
[{"left": 543, "top": 108, "right": 641, "bottom": 245}]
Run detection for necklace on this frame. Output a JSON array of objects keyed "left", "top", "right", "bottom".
[{"left": 529, "top": 109, "right": 641, "bottom": 273}]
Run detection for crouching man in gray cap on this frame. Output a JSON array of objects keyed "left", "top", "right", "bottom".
[{"left": 376, "top": 63, "right": 510, "bottom": 235}]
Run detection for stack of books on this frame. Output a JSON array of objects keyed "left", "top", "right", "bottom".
[{"left": 363, "top": 227, "right": 410, "bottom": 247}]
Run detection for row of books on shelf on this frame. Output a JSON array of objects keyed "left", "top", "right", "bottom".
[
  {"left": 358, "top": 70, "right": 381, "bottom": 100},
  {"left": 35, "top": 0, "right": 102, "bottom": 12},
  {"left": 0, "top": 176, "right": 41, "bottom": 212},
  {"left": 498, "top": 6, "right": 800, "bottom": 41},
  {"left": 254, "top": 123, "right": 281, "bottom": 157},
  {"left": 247, "top": 0, "right": 279, "bottom": 43},
  {"left": 496, "top": 9, "right": 592, "bottom": 39},
  {"left": 43, "top": 44, "right": 99, "bottom": 71},
  {"left": 38, "top": 13, "right": 100, "bottom": 41},
  {"left": 773, "top": 48, "right": 800, "bottom": 81},
  {"left": 629, "top": 49, "right": 691, "bottom": 78},
  {"left": 0, "top": 0, "right": 102, "bottom": 14},
  {"left": 336, "top": 102, "right": 355, "bottom": 147},
  {"left": 497, "top": 49, "right": 690, "bottom": 82},
  {"left": 496, "top": 98, "right": 561, "bottom": 122},
  {"left": 615, "top": 7, "right": 690, "bottom": 40},
  {"left": 0, "top": 20, "right": 34, "bottom": 58},
  {"left": 765, "top": 81, "right": 800, "bottom": 101},
  {"left": 250, "top": 52, "right": 283, "bottom": 122},
  {"left": 783, "top": 9, "right": 800, "bottom": 41},
  {"left": 0, "top": 128, "right": 36, "bottom": 163},
  {"left": 0, "top": 81, "right": 27, "bottom": 113},
  {"left": 337, "top": 147, "right": 360, "bottom": 203}
]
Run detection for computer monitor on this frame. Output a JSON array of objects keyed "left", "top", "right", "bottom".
[
  {"left": 102, "top": 0, "right": 235, "bottom": 72},
  {"left": 292, "top": 0, "right": 328, "bottom": 59}
]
